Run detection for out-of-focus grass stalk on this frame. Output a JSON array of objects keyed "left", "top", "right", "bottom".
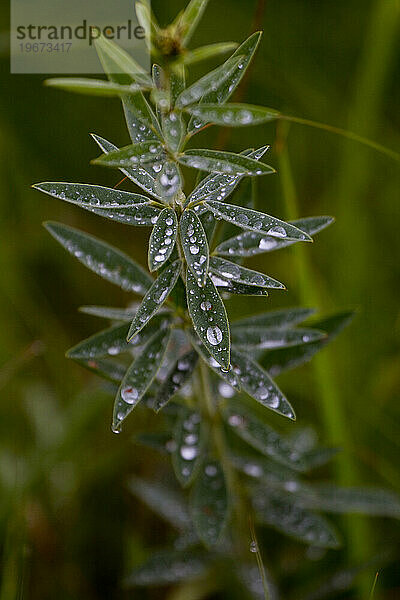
[
  {"left": 334, "top": 0, "right": 399, "bottom": 301},
  {"left": 280, "top": 114, "right": 400, "bottom": 163},
  {"left": 277, "top": 123, "right": 375, "bottom": 599},
  {"left": 330, "top": 0, "right": 399, "bottom": 595}
]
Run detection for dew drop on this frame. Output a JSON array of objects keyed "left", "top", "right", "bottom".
[
  {"left": 255, "top": 387, "right": 270, "bottom": 401},
  {"left": 270, "top": 394, "right": 280, "bottom": 409},
  {"left": 207, "top": 326, "right": 223, "bottom": 346},
  {"left": 107, "top": 346, "right": 120, "bottom": 356},
  {"left": 239, "top": 110, "right": 253, "bottom": 124},
  {"left": 237, "top": 213, "right": 249, "bottom": 225},
  {"left": 228, "top": 413, "right": 243, "bottom": 426},
  {"left": 259, "top": 237, "right": 277, "bottom": 250},
  {"left": 244, "top": 464, "right": 262, "bottom": 477},
  {"left": 250, "top": 541, "right": 258, "bottom": 553},
  {"left": 165, "top": 439, "right": 177, "bottom": 453},
  {"left": 219, "top": 383, "right": 235, "bottom": 398},
  {"left": 219, "top": 264, "right": 240, "bottom": 279},
  {"left": 284, "top": 481, "right": 299, "bottom": 492},
  {"left": 184, "top": 434, "right": 198, "bottom": 445},
  {"left": 268, "top": 226, "right": 287, "bottom": 238},
  {"left": 156, "top": 288, "right": 169, "bottom": 304},
  {"left": 200, "top": 301, "right": 212, "bottom": 311},
  {"left": 205, "top": 464, "right": 218, "bottom": 477},
  {"left": 121, "top": 387, "right": 139, "bottom": 404},
  {"left": 180, "top": 446, "right": 198, "bottom": 461}
]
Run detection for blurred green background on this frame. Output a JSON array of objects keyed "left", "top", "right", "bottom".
[{"left": 0, "top": 0, "right": 399, "bottom": 598}]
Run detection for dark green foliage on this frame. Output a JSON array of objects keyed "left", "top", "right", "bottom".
[{"left": 30, "top": 1, "right": 400, "bottom": 598}]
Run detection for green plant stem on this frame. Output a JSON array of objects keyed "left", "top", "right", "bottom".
[
  {"left": 198, "top": 361, "right": 250, "bottom": 554},
  {"left": 279, "top": 114, "right": 400, "bottom": 163},
  {"left": 369, "top": 572, "right": 380, "bottom": 600},
  {"left": 249, "top": 518, "right": 271, "bottom": 600},
  {"left": 331, "top": 2, "right": 399, "bottom": 596},
  {"left": 277, "top": 124, "right": 374, "bottom": 597}
]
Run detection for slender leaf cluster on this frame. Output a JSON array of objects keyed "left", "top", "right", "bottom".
[{"left": 34, "top": 0, "right": 400, "bottom": 594}]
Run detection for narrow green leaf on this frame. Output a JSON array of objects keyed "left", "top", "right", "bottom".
[
  {"left": 209, "top": 257, "right": 285, "bottom": 290},
  {"left": 253, "top": 488, "right": 340, "bottom": 548},
  {"left": 93, "top": 141, "right": 165, "bottom": 168},
  {"left": 180, "top": 42, "right": 238, "bottom": 66},
  {"left": 261, "top": 311, "right": 356, "bottom": 376},
  {"left": 187, "top": 146, "right": 269, "bottom": 207},
  {"left": 33, "top": 182, "right": 152, "bottom": 208},
  {"left": 180, "top": 209, "right": 209, "bottom": 286},
  {"left": 178, "top": 0, "right": 210, "bottom": 45},
  {"left": 232, "top": 307, "right": 316, "bottom": 330},
  {"left": 34, "top": 181, "right": 161, "bottom": 227},
  {"left": 95, "top": 34, "right": 160, "bottom": 142},
  {"left": 200, "top": 211, "right": 216, "bottom": 241},
  {"left": 300, "top": 447, "right": 340, "bottom": 471},
  {"left": 67, "top": 314, "right": 171, "bottom": 359},
  {"left": 215, "top": 216, "right": 334, "bottom": 257},
  {"left": 230, "top": 349, "right": 295, "bottom": 420},
  {"left": 168, "top": 276, "right": 188, "bottom": 311},
  {"left": 178, "top": 149, "right": 275, "bottom": 176},
  {"left": 205, "top": 201, "right": 312, "bottom": 241},
  {"left": 206, "top": 31, "right": 262, "bottom": 103},
  {"left": 88, "top": 204, "right": 161, "bottom": 227},
  {"left": 67, "top": 323, "right": 130, "bottom": 359},
  {"left": 122, "top": 92, "right": 162, "bottom": 143},
  {"left": 154, "top": 350, "right": 199, "bottom": 412},
  {"left": 127, "top": 260, "right": 182, "bottom": 341},
  {"left": 231, "top": 327, "right": 326, "bottom": 350},
  {"left": 44, "top": 78, "right": 148, "bottom": 96},
  {"left": 73, "top": 357, "right": 126, "bottom": 384},
  {"left": 186, "top": 270, "right": 230, "bottom": 370},
  {"left": 224, "top": 401, "right": 309, "bottom": 471},
  {"left": 79, "top": 305, "right": 139, "bottom": 321},
  {"left": 191, "top": 461, "right": 229, "bottom": 547},
  {"left": 154, "top": 162, "right": 183, "bottom": 198},
  {"left": 173, "top": 408, "right": 204, "bottom": 487},
  {"left": 124, "top": 549, "right": 208, "bottom": 587},
  {"left": 170, "top": 65, "right": 186, "bottom": 103},
  {"left": 210, "top": 274, "right": 269, "bottom": 296},
  {"left": 186, "top": 103, "right": 280, "bottom": 127},
  {"left": 113, "top": 328, "right": 171, "bottom": 429},
  {"left": 91, "top": 134, "right": 162, "bottom": 200},
  {"left": 232, "top": 453, "right": 298, "bottom": 484},
  {"left": 296, "top": 484, "right": 400, "bottom": 518},
  {"left": 94, "top": 35, "right": 151, "bottom": 84},
  {"left": 44, "top": 222, "right": 153, "bottom": 294},
  {"left": 176, "top": 55, "right": 244, "bottom": 108},
  {"left": 162, "top": 110, "right": 185, "bottom": 152},
  {"left": 148, "top": 208, "right": 178, "bottom": 272},
  {"left": 189, "top": 332, "right": 241, "bottom": 391},
  {"left": 128, "top": 476, "right": 192, "bottom": 530},
  {"left": 152, "top": 63, "right": 164, "bottom": 89},
  {"left": 135, "top": 0, "right": 159, "bottom": 53},
  {"left": 187, "top": 32, "right": 262, "bottom": 135}
]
